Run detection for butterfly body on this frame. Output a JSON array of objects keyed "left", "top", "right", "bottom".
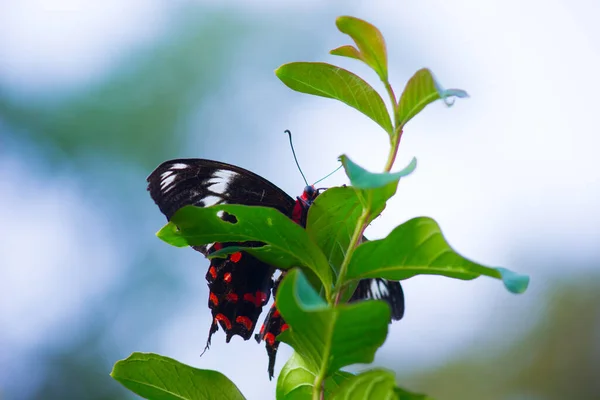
[{"left": 147, "top": 159, "right": 404, "bottom": 379}]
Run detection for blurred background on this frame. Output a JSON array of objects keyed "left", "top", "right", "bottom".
[{"left": 1, "top": 1, "right": 599, "bottom": 399}]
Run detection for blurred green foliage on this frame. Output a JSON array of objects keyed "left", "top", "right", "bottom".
[
  {"left": 0, "top": 11, "right": 248, "bottom": 169},
  {"left": 406, "top": 277, "right": 600, "bottom": 400}
]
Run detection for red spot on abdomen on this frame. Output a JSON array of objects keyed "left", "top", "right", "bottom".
[
  {"left": 214, "top": 242, "right": 223, "bottom": 251},
  {"left": 209, "top": 292, "right": 218, "bottom": 306},
  {"left": 281, "top": 323, "right": 289, "bottom": 332},
  {"left": 215, "top": 313, "right": 232, "bottom": 330},
  {"left": 273, "top": 309, "right": 280, "bottom": 318},
  {"left": 230, "top": 252, "right": 242, "bottom": 263},
  {"left": 223, "top": 272, "right": 232, "bottom": 283},
  {"left": 236, "top": 316, "right": 253, "bottom": 331}
]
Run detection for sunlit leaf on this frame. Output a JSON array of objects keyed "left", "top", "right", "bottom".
[
  {"left": 110, "top": 353, "right": 245, "bottom": 400},
  {"left": 157, "top": 204, "right": 332, "bottom": 296},
  {"left": 330, "top": 45, "right": 363, "bottom": 61},
  {"left": 330, "top": 369, "right": 398, "bottom": 400},
  {"left": 397, "top": 68, "right": 468, "bottom": 128},
  {"left": 277, "top": 352, "right": 353, "bottom": 400},
  {"left": 333, "top": 16, "right": 388, "bottom": 81},
  {"left": 276, "top": 269, "right": 390, "bottom": 377},
  {"left": 276, "top": 62, "right": 393, "bottom": 135},
  {"left": 346, "top": 217, "right": 530, "bottom": 294}
]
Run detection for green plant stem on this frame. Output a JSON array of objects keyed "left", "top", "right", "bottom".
[
  {"left": 383, "top": 126, "right": 403, "bottom": 172},
  {"left": 334, "top": 98, "right": 402, "bottom": 300},
  {"left": 382, "top": 79, "right": 402, "bottom": 172},
  {"left": 332, "top": 209, "right": 370, "bottom": 303},
  {"left": 384, "top": 80, "right": 398, "bottom": 111},
  {"left": 313, "top": 372, "right": 325, "bottom": 400},
  {"left": 316, "top": 81, "right": 404, "bottom": 400}
]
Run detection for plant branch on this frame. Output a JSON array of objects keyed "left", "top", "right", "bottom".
[
  {"left": 383, "top": 80, "right": 398, "bottom": 111},
  {"left": 312, "top": 369, "right": 327, "bottom": 400},
  {"left": 332, "top": 208, "right": 370, "bottom": 303},
  {"left": 383, "top": 126, "right": 403, "bottom": 172}
]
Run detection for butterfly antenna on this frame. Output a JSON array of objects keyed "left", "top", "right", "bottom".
[
  {"left": 286, "top": 129, "right": 309, "bottom": 186},
  {"left": 313, "top": 164, "right": 343, "bottom": 186}
]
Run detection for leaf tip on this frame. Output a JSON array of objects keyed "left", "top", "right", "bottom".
[
  {"left": 329, "top": 45, "right": 362, "bottom": 61},
  {"left": 334, "top": 15, "right": 352, "bottom": 29},
  {"left": 496, "top": 267, "right": 530, "bottom": 294},
  {"left": 404, "top": 157, "right": 418, "bottom": 175},
  {"left": 156, "top": 222, "right": 189, "bottom": 247}
]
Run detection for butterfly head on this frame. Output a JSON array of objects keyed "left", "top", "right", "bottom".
[
  {"left": 301, "top": 185, "right": 316, "bottom": 202},
  {"left": 301, "top": 185, "right": 327, "bottom": 206}
]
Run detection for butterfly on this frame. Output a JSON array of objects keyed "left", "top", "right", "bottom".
[{"left": 147, "top": 158, "right": 405, "bottom": 379}]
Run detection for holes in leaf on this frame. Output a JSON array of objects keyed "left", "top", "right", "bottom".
[{"left": 217, "top": 210, "right": 238, "bottom": 224}]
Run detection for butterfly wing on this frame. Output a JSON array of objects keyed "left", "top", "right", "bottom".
[
  {"left": 147, "top": 158, "right": 296, "bottom": 353},
  {"left": 147, "top": 158, "right": 295, "bottom": 253},
  {"left": 349, "top": 278, "right": 405, "bottom": 321},
  {"left": 204, "top": 242, "right": 274, "bottom": 346}
]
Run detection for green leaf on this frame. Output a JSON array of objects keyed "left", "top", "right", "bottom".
[
  {"left": 110, "top": 352, "right": 245, "bottom": 400},
  {"left": 328, "top": 369, "right": 432, "bottom": 400},
  {"left": 396, "top": 68, "right": 468, "bottom": 128},
  {"left": 330, "top": 45, "right": 363, "bottom": 61},
  {"left": 276, "top": 62, "right": 393, "bottom": 135},
  {"left": 346, "top": 217, "right": 530, "bottom": 294},
  {"left": 304, "top": 186, "right": 373, "bottom": 303},
  {"left": 277, "top": 352, "right": 353, "bottom": 400},
  {"left": 157, "top": 204, "right": 332, "bottom": 297},
  {"left": 334, "top": 156, "right": 406, "bottom": 236},
  {"left": 333, "top": 16, "right": 389, "bottom": 82},
  {"left": 276, "top": 269, "right": 391, "bottom": 377},
  {"left": 358, "top": 181, "right": 399, "bottom": 223},
  {"left": 340, "top": 154, "right": 417, "bottom": 189},
  {"left": 330, "top": 369, "right": 397, "bottom": 400},
  {"left": 306, "top": 186, "right": 363, "bottom": 274}
]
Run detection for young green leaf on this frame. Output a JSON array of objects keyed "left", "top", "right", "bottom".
[
  {"left": 346, "top": 217, "right": 530, "bottom": 294},
  {"left": 157, "top": 204, "right": 332, "bottom": 297},
  {"left": 330, "top": 45, "right": 363, "bottom": 61},
  {"left": 336, "top": 156, "right": 410, "bottom": 231},
  {"left": 277, "top": 352, "right": 353, "bottom": 400},
  {"left": 276, "top": 269, "right": 391, "bottom": 377},
  {"left": 330, "top": 369, "right": 396, "bottom": 400},
  {"left": 330, "top": 369, "right": 418, "bottom": 400},
  {"left": 276, "top": 62, "right": 393, "bottom": 135},
  {"left": 332, "top": 16, "right": 389, "bottom": 82},
  {"left": 340, "top": 154, "right": 417, "bottom": 189},
  {"left": 357, "top": 181, "right": 399, "bottom": 224},
  {"left": 110, "top": 353, "right": 245, "bottom": 400},
  {"left": 397, "top": 68, "right": 468, "bottom": 128}
]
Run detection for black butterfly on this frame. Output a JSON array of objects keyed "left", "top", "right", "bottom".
[{"left": 147, "top": 159, "right": 405, "bottom": 379}]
